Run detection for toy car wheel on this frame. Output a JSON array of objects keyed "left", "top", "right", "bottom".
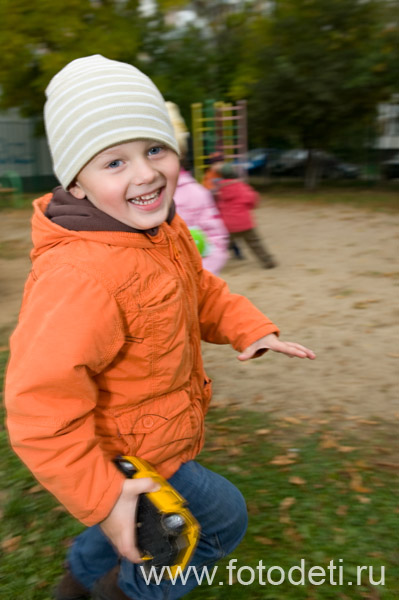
[{"left": 162, "top": 513, "right": 186, "bottom": 536}]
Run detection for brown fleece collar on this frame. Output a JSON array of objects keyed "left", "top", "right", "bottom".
[{"left": 45, "top": 186, "right": 175, "bottom": 236}]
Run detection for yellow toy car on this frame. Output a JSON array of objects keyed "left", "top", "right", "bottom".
[{"left": 114, "top": 456, "right": 200, "bottom": 579}]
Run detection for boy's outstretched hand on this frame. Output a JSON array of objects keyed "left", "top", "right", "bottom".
[
  {"left": 238, "top": 333, "right": 316, "bottom": 361},
  {"left": 100, "top": 477, "right": 159, "bottom": 563}
]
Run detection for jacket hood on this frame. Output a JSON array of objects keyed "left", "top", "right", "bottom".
[
  {"left": 30, "top": 192, "right": 174, "bottom": 263},
  {"left": 176, "top": 169, "right": 197, "bottom": 188}
]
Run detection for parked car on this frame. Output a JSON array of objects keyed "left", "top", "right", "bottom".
[
  {"left": 381, "top": 153, "right": 399, "bottom": 179},
  {"left": 234, "top": 148, "right": 284, "bottom": 175},
  {"left": 269, "top": 149, "right": 360, "bottom": 179},
  {"left": 236, "top": 148, "right": 268, "bottom": 174}
]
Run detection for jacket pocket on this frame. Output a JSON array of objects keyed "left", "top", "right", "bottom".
[
  {"left": 112, "top": 390, "right": 197, "bottom": 467},
  {"left": 123, "top": 273, "right": 192, "bottom": 398}
]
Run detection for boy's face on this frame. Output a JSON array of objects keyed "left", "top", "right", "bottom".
[
  {"left": 69, "top": 139, "right": 180, "bottom": 230},
  {"left": 212, "top": 160, "right": 224, "bottom": 173}
]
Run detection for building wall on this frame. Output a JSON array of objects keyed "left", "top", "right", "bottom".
[{"left": 0, "top": 108, "right": 56, "bottom": 191}]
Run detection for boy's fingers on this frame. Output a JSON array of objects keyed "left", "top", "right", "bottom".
[
  {"left": 237, "top": 350, "right": 252, "bottom": 361},
  {"left": 237, "top": 346, "right": 259, "bottom": 361},
  {"left": 131, "top": 477, "right": 160, "bottom": 495},
  {"left": 122, "top": 477, "right": 160, "bottom": 563},
  {"left": 119, "top": 535, "right": 143, "bottom": 563},
  {"left": 278, "top": 342, "right": 316, "bottom": 359},
  {"left": 238, "top": 341, "right": 316, "bottom": 361}
]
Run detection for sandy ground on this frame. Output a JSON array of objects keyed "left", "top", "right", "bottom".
[{"left": 1, "top": 198, "right": 398, "bottom": 426}]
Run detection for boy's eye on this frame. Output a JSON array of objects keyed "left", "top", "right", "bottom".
[
  {"left": 107, "top": 159, "right": 123, "bottom": 169},
  {"left": 148, "top": 146, "right": 164, "bottom": 156}
]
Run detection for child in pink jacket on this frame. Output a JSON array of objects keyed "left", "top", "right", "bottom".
[
  {"left": 165, "top": 102, "right": 229, "bottom": 275},
  {"left": 173, "top": 166, "right": 229, "bottom": 275},
  {"left": 215, "top": 164, "right": 277, "bottom": 269}
]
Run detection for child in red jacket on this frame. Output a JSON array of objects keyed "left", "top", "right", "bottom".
[{"left": 215, "top": 164, "right": 277, "bottom": 269}]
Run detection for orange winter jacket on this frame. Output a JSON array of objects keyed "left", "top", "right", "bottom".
[{"left": 5, "top": 194, "right": 279, "bottom": 526}]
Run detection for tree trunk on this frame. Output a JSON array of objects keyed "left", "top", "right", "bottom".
[{"left": 305, "top": 149, "right": 320, "bottom": 190}]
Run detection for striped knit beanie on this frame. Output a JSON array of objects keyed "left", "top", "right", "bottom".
[
  {"left": 165, "top": 101, "right": 189, "bottom": 156},
  {"left": 44, "top": 55, "right": 179, "bottom": 189}
]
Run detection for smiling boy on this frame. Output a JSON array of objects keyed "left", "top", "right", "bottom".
[
  {"left": 5, "top": 55, "right": 315, "bottom": 600},
  {"left": 69, "top": 140, "right": 180, "bottom": 231}
]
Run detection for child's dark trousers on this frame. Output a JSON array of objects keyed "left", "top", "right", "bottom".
[
  {"left": 230, "top": 228, "right": 275, "bottom": 268},
  {"left": 68, "top": 460, "right": 248, "bottom": 599}
]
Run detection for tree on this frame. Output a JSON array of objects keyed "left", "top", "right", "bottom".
[
  {"left": 231, "top": 0, "right": 397, "bottom": 188},
  {"left": 0, "top": 0, "right": 177, "bottom": 122},
  {"left": 139, "top": 9, "right": 251, "bottom": 126},
  {"left": 0, "top": 0, "right": 255, "bottom": 128}
]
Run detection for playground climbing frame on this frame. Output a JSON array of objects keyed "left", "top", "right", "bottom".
[{"left": 191, "top": 100, "right": 247, "bottom": 181}]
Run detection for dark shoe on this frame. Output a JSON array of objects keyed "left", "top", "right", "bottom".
[
  {"left": 263, "top": 258, "right": 277, "bottom": 269},
  {"left": 92, "top": 567, "right": 131, "bottom": 600},
  {"left": 54, "top": 566, "right": 90, "bottom": 599}
]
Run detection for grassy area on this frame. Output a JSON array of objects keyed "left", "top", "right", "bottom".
[
  {"left": 1, "top": 349, "right": 398, "bottom": 599},
  {"left": 0, "top": 192, "right": 41, "bottom": 211},
  {"left": 250, "top": 179, "right": 399, "bottom": 213},
  {"left": 1, "top": 183, "right": 399, "bottom": 214}
]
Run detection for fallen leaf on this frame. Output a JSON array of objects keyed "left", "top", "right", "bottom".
[
  {"left": 319, "top": 436, "right": 338, "bottom": 449},
  {"left": 279, "top": 497, "right": 296, "bottom": 511},
  {"left": 254, "top": 536, "right": 275, "bottom": 545},
  {"left": 354, "top": 460, "right": 370, "bottom": 469},
  {"left": 289, "top": 476, "right": 306, "bottom": 486},
  {"left": 337, "top": 446, "right": 356, "bottom": 453},
  {"left": 374, "top": 461, "right": 399, "bottom": 470},
  {"left": 328, "top": 405, "right": 345, "bottom": 413},
  {"left": 236, "top": 434, "right": 250, "bottom": 444},
  {"left": 227, "top": 447, "right": 243, "bottom": 457},
  {"left": 282, "top": 416, "right": 302, "bottom": 425},
  {"left": 35, "top": 581, "right": 49, "bottom": 589},
  {"left": 255, "top": 428, "right": 271, "bottom": 435},
  {"left": 279, "top": 514, "right": 291, "bottom": 524},
  {"left": 217, "top": 416, "right": 239, "bottom": 423},
  {"left": 51, "top": 505, "right": 68, "bottom": 513},
  {"left": 349, "top": 473, "right": 371, "bottom": 494},
  {"left": 227, "top": 465, "right": 243, "bottom": 474},
  {"left": 27, "top": 484, "right": 43, "bottom": 494},
  {"left": 270, "top": 455, "right": 296, "bottom": 466},
  {"left": 251, "top": 393, "right": 264, "bottom": 403},
  {"left": 367, "top": 551, "right": 384, "bottom": 558},
  {"left": 214, "top": 436, "right": 230, "bottom": 446},
  {"left": 352, "top": 299, "right": 380, "bottom": 309},
  {"left": 356, "top": 495, "right": 371, "bottom": 504},
  {"left": 246, "top": 502, "right": 260, "bottom": 515},
  {"left": 336, "top": 505, "right": 348, "bottom": 516},
  {"left": 2, "top": 536, "right": 22, "bottom": 552},
  {"left": 284, "top": 527, "right": 303, "bottom": 543}
]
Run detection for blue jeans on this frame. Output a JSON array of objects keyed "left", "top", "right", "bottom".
[{"left": 68, "top": 461, "right": 248, "bottom": 599}]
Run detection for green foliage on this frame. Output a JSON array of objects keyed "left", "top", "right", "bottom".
[
  {"left": 0, "top": 0, "right": 396, "bottom": 187},
  {"left": 0, "top": 0, "right": 143, "bottom": 117},
  {"left": 236, "top": 0, "right": 397, "bottom": 152}
]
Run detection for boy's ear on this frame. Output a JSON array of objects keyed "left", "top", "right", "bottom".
[{"left": 68, "top": 181, "right": 86, "bottom": 199}]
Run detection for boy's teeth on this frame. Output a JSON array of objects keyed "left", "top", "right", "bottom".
[{"left": 129, "top": 190, "right": 160, "bottom": 205}]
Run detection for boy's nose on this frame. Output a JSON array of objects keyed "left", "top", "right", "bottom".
[{"left": 130, "top": 158, "right": 157, "bottom": 186}]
